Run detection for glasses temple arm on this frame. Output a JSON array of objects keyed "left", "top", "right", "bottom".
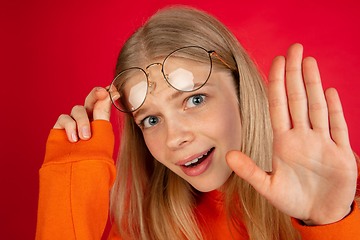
[{"left": 209, "top": 51, "right": 236, "bottom": 70}]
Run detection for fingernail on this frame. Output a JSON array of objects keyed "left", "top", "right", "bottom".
[
  {"left": 82, "top": 126, "right": 90, "bottom": 139},
  {"left": 112, "top": 94, "right": 120, "bottom": 101},
  {"left": 96, "top": 87, "right": 102, "bottom": 91},
  {"left": 71, "top": 131, "right": 78, "bottom": 142}
]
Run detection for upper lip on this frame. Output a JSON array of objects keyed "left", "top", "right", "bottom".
[{"left": 175, "top": 148, "right": 212, "bottom": 166}]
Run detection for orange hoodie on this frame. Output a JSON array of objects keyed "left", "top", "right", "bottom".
[{"left": 36, "top": 120, "right": 360, "bottom": 239}]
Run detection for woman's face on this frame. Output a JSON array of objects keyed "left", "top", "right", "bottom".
[{"left": 132, "top": 59, "right": 242, "bottom": 192}]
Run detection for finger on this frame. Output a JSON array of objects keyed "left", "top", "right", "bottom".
[
  {"left": 268, "top": 55, "right": 291, "bottom": 132},
  {"left": 84, "top": 87, "right": 113, "bottom": 121},
  {"left": 325, "top": 88, "right": 349, "bottom": 146},
  {"left": 70, "top": 105, "right": 91, "bottom": 140},
  {"left": 53, "top": 114, "right": 78, "bottom": 142},
  {"left": 286, "top": 43, "right": 310, "bottom": 128},
  {"left": 302, "top": 57, "right": 329, "bottom": 134},
  {"left": 226, "top": 150, "right": 271, "bottom": 198},
  {"left": 84, "top": 87, "right": 108, "bottom": 118}
]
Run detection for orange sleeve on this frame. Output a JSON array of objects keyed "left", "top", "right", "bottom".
[
  {"left": 36, "top": 120, "right": 117, "bottom": 240},
  {"left": 292, "top": 201, "right": 360, "bottom": 239},
  {"left": 292, "top": 153, "right": 360, "bottom": 239}
]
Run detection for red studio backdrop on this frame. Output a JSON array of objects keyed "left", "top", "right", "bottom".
[{"left": 1, "top": 0, "right": 359, "bottom": 238}]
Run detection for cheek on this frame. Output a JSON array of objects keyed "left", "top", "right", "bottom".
[
  {"left": 212, "top": 97, "right": 242, "bottom": 145},
  {"left": 144, "top": 135, "right": 162, "bottom": 159},
  {"left": 224, "top": 105, "right": 241, "bottom": 133},
  {"left": 143, "top": 133, "right": 170, "bottom": 168}
]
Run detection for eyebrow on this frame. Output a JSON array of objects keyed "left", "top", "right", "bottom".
[
  {"left": 133, "top": 108, "right": 147, "bottom": 121},
  {"left": 133, "top": 82, "right": 214, "bottom": 120},
  {"left": 166, "top": 90, "right": 184, "bottom": 102},
  {"left": 132, "top": 92, "right": 183, "bottom": 121},
  {"left": 166, "top": 82, "right": 211, "bottom": 102}
]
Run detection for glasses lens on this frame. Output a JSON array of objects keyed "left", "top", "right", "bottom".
[
  {"left": 163, "top": 47, "right": 211, "bottom": 92},
  {"left": 110, "top": 68, "right": 148, "bottom": 112}
]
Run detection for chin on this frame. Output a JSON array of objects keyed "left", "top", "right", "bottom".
[{"left": 189, "top": 176, "right": 230, "bottom": 193}]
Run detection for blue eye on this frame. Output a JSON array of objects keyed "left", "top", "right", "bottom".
[
  {"left": 142, "top": 116, "right": 160, "bottom": 128},
  {"left": 186, "top": 94, "right": 205, "bottom": 108}
]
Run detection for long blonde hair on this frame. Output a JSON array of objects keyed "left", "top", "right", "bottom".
[{"left": 110, "top": 6, "right": 302, "bottom": 239}]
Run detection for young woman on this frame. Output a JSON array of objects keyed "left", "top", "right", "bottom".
[{"left": 36, "top": 6, "right": 360, "bottom": 240}]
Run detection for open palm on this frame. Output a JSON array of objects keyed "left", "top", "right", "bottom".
[{"left": 227, "top": 43, "right": 357, "bottom": 225}]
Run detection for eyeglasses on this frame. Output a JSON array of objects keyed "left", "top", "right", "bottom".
[{"left": 109, "top": 46, "right": 231, "bottom": 113}]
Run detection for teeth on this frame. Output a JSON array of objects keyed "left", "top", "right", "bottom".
[
  {"left": 184, "top": 151, "right": 209, "bottom": 166},
  {"left": 184, "top": 158, "right": 199, "bottom": 166}
]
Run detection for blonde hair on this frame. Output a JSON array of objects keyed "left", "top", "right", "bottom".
[{"left": 110, "top": 6, "right": 302, "bottom": 239}]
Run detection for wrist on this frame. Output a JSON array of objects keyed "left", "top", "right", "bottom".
[{"left": 301, "top": 204, "right": 353, "bottom": 226}]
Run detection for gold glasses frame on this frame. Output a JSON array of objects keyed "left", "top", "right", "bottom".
[{"left": 109, "top": 46, "right": 232, "bottom": 113}]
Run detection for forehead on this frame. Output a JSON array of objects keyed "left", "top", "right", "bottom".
[
  {"left": 117, "top": 48, "right": 234, "bottom": 113},
  {"left": 141, "top": 46, "right": 210, "bottom": 68},
  {"left": 131, "top": 70, "right": 237, "bottom": 125},
  {"left": 133, "top": 68, "right": 235, "bottom": 112},
  {"left": 144, "top": 59, "right": 233, "bottom": 95}
]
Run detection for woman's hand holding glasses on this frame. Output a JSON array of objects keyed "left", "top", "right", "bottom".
[{"left": 53, "top": 87, "right": 114, "bottom": 142}]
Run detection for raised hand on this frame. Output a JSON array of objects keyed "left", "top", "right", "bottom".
[
  {"left": 53, "top": 87, "right": 114, "bottom": 142},
  {"left": 227, "top": 43, "right": 358, "bottom": 225}
]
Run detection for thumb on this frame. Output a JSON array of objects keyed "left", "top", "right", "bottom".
[
  {"left": 226, "top": 150, "right": 270, "bottom": 196},
  {"left": 84, "top": 87, "right": 113, "bottom": 121},
  {"left": 92, "top": 88, "right": 113, "bottom": 121}
]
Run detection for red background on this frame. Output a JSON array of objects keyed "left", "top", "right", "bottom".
[{"left": 1, "top": 0, "right": 359, "bottom": 238}]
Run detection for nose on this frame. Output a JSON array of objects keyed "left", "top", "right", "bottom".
[{"left": 165, "top": 114, "right": 194, "bottom": 150}]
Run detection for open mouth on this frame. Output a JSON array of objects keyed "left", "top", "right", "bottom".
[{"left": 183, "top": 148, "right": 214, "bottom": 168}]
